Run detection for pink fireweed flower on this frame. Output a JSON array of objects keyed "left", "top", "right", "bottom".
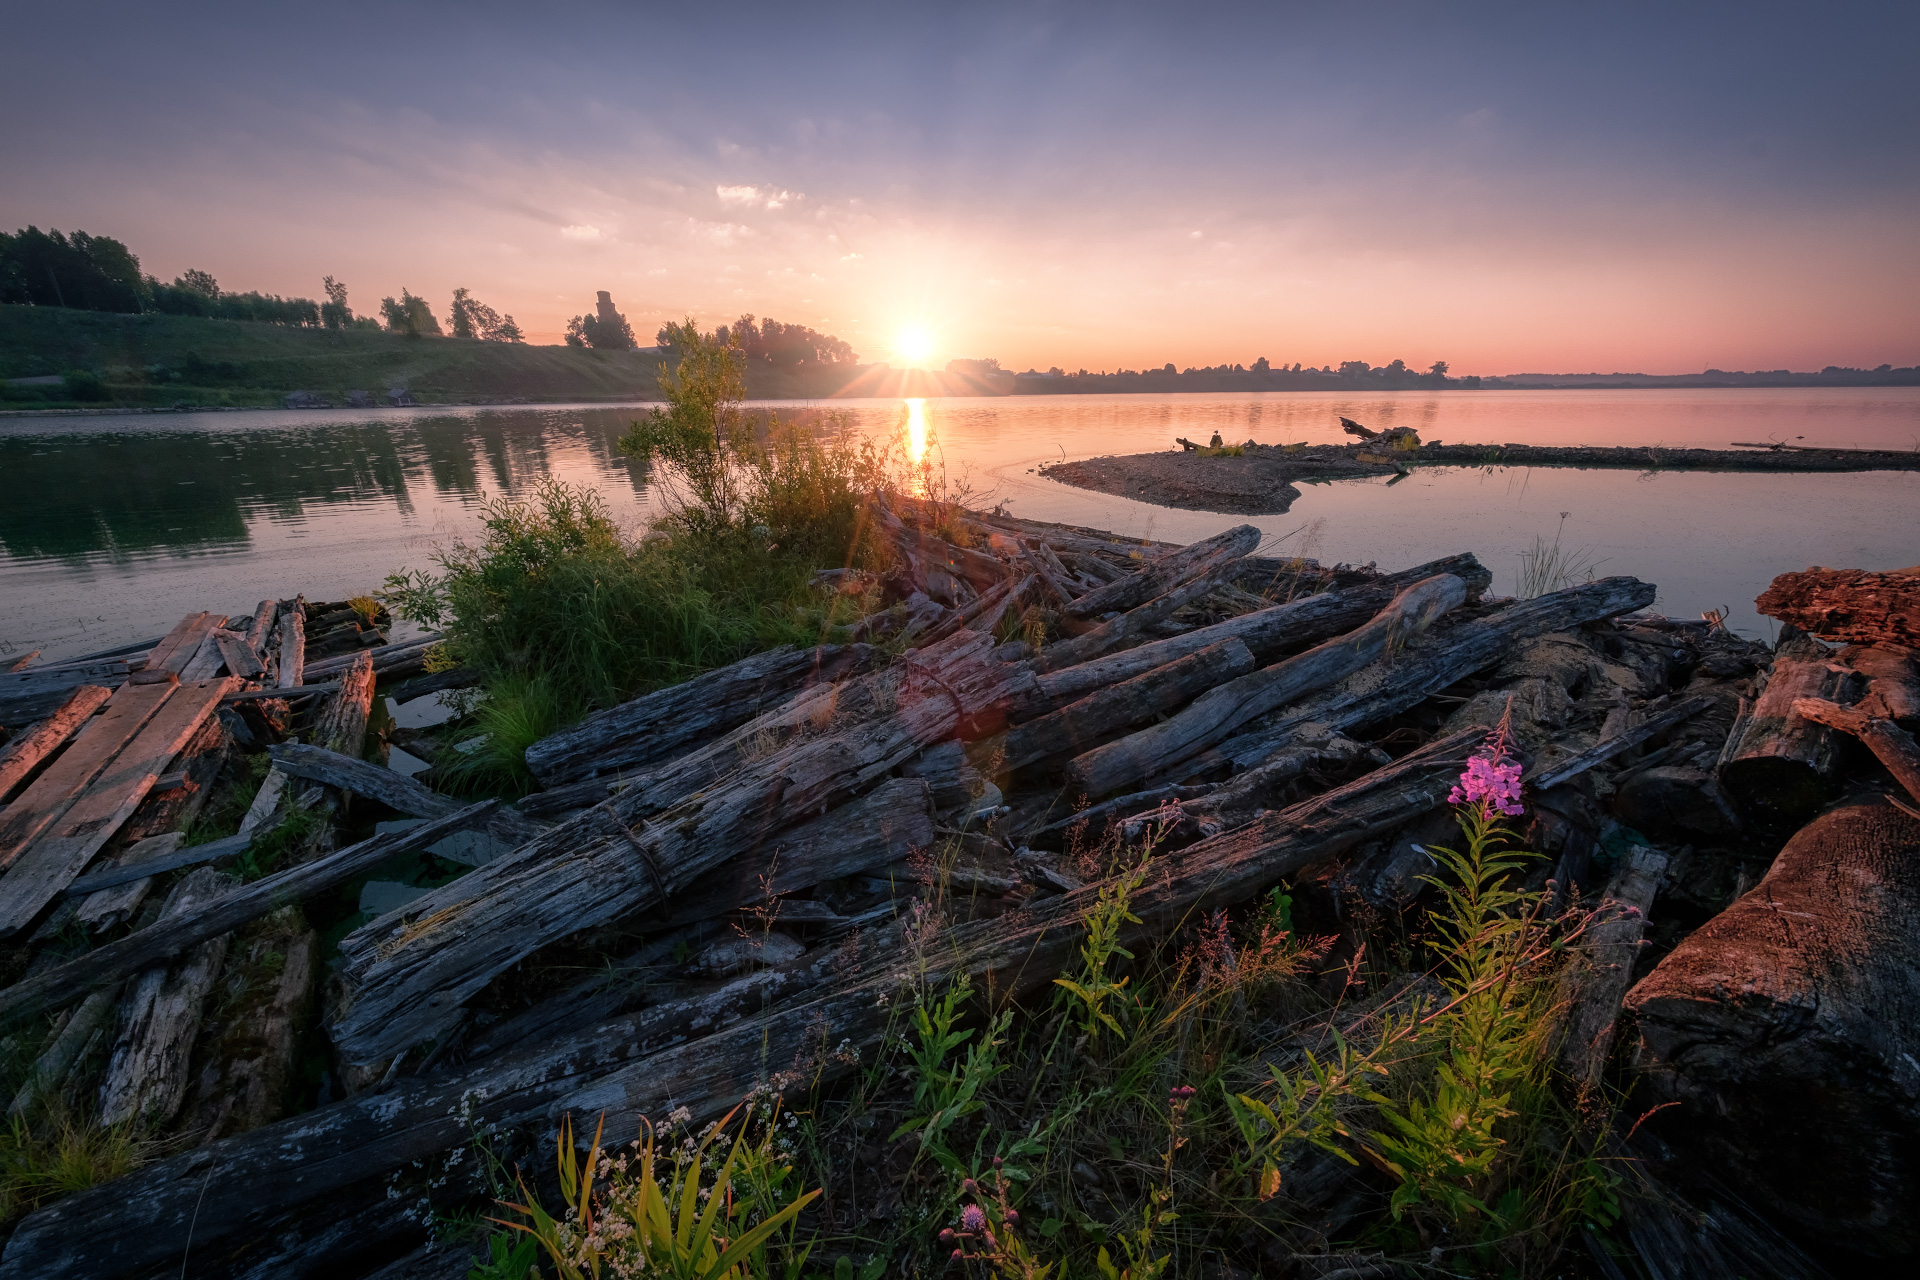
[
  {"left": 1449, "top": 752, "right": 1525, "bottom": 816},
  {"left": 960, "top": 1204, "right": 987, "bottom": 1233}
]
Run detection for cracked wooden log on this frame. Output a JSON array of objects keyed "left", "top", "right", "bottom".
[
  {"left": 96, "top": 867, "right": 235, "bottom": 1128},
  {"left": 1062, "top": 523, "right": 1261, "bottom": 619},
  {"left": 1038, "top": 544, "right": 1258, "bottom": 670},
  {"left": 999, "top": 639, "right": 1256, "bottom": 774},
  {"left": 1160, "top": 734, "right": 1389, "bottom": 839},
  {"left": 524, "top": 643, "right": 880, "bottom": 786},
  {"left": 324, "top": 629, "right": 1037, "bottom": 1072},
  {"left": 1558, "top": 844, "right": 1667, "bottom": 1091},
  {"left": 276, "top": 600, "right": 306, "bottom": 690},
  {"left": 1530, "top": 695, "right": 1714, "bottom": 789},
  {"left": 1719, "top": 631, "right": 1864, "bottom": 820},
  {"left": 1070, "top": 574, "right": 1468, "bottom": 797},
  {"left": 1624, "top": 795, "right": 1920, "bottom": 1257},
  {"left": 0, "top": 728, "right": 1481, "bottom": 1280},
  {"left": 181, "top": 906, "right": 317, "bottom": 1143},
  {"left": 1754, "top": 565, "right": 1920, "bottom": 648},
  {"left": 1216, "top": 577, "right": 1660, "bottom": 772},
  {"left": 1843, "top": 643, "right": 1920, "bottom": 728},
  {"left": 267, "top": 743, "right": 546, "bottom": 846},
  {"left": 1789, "top": 697, "right": 1920, "bottom": 807},
  {"left": 309, "top": 651, "right": 375, "bottom": 758},
  {"left": 1028, "top": 554, "right": 1490, "bottom": 711},
  {"left": 0, "top": 801, "right": 498, "bottom": 1024},
  {"left": 6, "top": 981, "right": 122, "bottom": 1116}
]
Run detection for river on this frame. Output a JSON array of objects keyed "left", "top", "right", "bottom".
[{"left": 3, "top": 388, "right": 1916, "bottom": 661}]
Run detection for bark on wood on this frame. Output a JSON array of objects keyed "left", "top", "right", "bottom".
[
  {"left": 214, "top": 629, "right": 266, "bottom": 681},
  {"left": 0, "top": 684, "right": 112, "bottom": 802},
  {"left": 1843, "top": 642, "right": 1920, "bottom": 727},
  {"left": 1216, "top": 577, "right": 1660, "bottom": 772},
  {"left": 1719, "top": 633, "right": 1863, "bottom": 819},
  {"left": 182, "top": 906, "right": 317, "bottom": 1143},
  {"left": 1036, "top": 552, "right": 1255, "bottom": 671},
  {"left": 325, "top": 629, "right": 1037, "bottom": 1071},
  {"left": 277, "top": 601, "right": 306, "bottom": 689},
  {"left": 0, "top": 801, "right": 497, "bottom": 1025},
  {"left": 1071, "top": 574, "right": 1468, "bottom": 797},
  {"left": 1789, "top": 697, "right": 1920, "bottom": 806},
  {"left": 97, "top": 867, "right": 235, "bottom": 1127},
  {"left": 1531, "top": 696, "right": 1714, "bottom": 789},
  {"left": 243, "top": 599, "right": 278, "bottom": 655},
  {"left": 1624, "top": 795, "right": 1920, "bottom": 1257},
  {"left": 999, "top": 639, "right": 1255, "bottom": 774},
  {"left": 6, "top": 982, "right": 121, "bottom": 1116},
  {"left": 523, "top": 644, "right": 878, "bottom": 786},
  {"left": 0, "top": 662, "right": 130, "bottom": 725},
  {"left": 1063, "top": 524, "right": 1261, "bottom": 619},
  {"left": 0, "top": 677, "right": 234, "bottom": 938},
  {"left": 1029, "top": 553, "right": 1491, "bottom": 710},
  {"left": 1558, "top": 844, "right": 1667, "bottom": 1090},
  {"left": 266, "top": 743, "right": 546, "bottom": 846},
  {"left": 0, "top": 683, "right": 177, "bottom": 872},
  {"left": 310, "top": 651, "right": 375, "bottom": 758},
  {"left": 0, "top": 729, "right": 1480, "bottom": 1280},
  {"left": 1754, "top": 565, "right": 1920, "bottom": 647}
]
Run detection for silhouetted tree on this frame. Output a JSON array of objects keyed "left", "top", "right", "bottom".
[
  {"left": 321, "top": 276, "right": 353, "bottom": 328},
  {"left": 0, "top": 226, "right": 146, "bottom": 311},
  {"left": 380, "top": 289, "right": 441, "bottom": 337},
  {"left": 448, "top": 287, "right": 525, "bottom": 342}
]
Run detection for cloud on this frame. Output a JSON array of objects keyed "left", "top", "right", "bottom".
[
  {"left": 559, "top": 224, "right": 603, "bottom": 241},
  {"left": 716, "top": 184, "right": 798, "bottom": 210}
]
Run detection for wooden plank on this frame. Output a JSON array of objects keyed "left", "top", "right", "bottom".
[
  {"left": 132, "top": 613, "right": 215, "bottom": 684},
  {"left": 66, "top": 832, "right": 252, "bottom": 898},
  {"left": 277, "top": 601, "right": 306, "bottom": 689},
  {"left": 301, "top": 632, "right": 445, "bottom": 680},
  {"left": 0, "top": 685, "right": 114, "bottom": 803},
  {"left": 6, "top": 652, "right": 39, "bottom": 672},
  {"left": 223, "top": 681, "right": 335, "bottom": 702},
  {"left": 0, "top": 678, "right": 235, "bottom": 937},
  {"left": 178, "top": 620, "right": 232, "bottom": 682},
  {"left": 0, "top": 683, "right": 177, "bottom": 874},
  {"left": 0, "top": 800, "right": 498, "bottom": 1023},
  {"left": 212, "top": 630, "right": 265, "bottom": 680},
  {"left": 0, "top": 663, "right": 131, "bottom": 725},
  {"left": 267, "top": 743, "right": 547, "bottom": 846},
  {"left": 72, "top": 832, "right": 186, "bottom": 924}
]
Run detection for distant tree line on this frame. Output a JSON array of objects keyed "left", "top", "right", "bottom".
[
  {"left": 1012, "top": 357, "right": 1478, "bottom": 390},
  {"left": 0, "top": 225, "right": 524, "bottom": 343},
  {"left": 708, "top": 313, "right": 857, "bottom": 366}
]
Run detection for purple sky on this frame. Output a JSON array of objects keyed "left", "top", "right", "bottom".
[{"left": 5, "top": 0, "right": 1916, "bottom": 372}]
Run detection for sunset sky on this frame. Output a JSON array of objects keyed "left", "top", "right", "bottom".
[{"left": 5, "top": 0, "right": 1915, "bottom": 373}]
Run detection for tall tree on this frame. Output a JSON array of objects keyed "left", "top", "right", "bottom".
[
  {"left": 321, "top": 276, "right": 353, "bottom": 328},
  {"left": 379, "top": 289, "right": 441, "bottom": 337}
]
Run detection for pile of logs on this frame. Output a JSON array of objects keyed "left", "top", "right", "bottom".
[{"left": 2, "top": 510, "right": 1917, "bottom": 1276}]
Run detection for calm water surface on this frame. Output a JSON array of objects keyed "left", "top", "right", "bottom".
[{"left": 3, "top": 388, "right": 1916, "bottom": 661}]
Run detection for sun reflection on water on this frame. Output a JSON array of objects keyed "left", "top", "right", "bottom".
[{"left": 904, "top": 397, "right": 929, "bottom": 468}]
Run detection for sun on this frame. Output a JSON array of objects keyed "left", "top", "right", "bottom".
[{"left": 893, "top": 327, "right": 935, "bottom": 368}]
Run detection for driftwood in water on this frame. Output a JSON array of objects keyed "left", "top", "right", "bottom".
[
  {"left": 999, "top": 639, "right": 1255, "bottom": 774},
  {"left": 0, "top": 678, "right": 234, "bottom": 938},
  {"left": 0, "top": 684, "right": 112, "bottom": 800},
  {"left": 1216, "top": 577, "right": 1660, "bottom": 771},
  {"left": 325, "top": 629, "right": 1038, "bottom": 1071},
  {"left": 1063, "top": 524, "right": 1261, "bottom": 619},
  {"left": 1719, "top": 632, "right": 1862, "bottom": 819},
  {"left": 1028, "top": 552, "right": 1492, "bottom": 710},
  {"left": 96, "top": 867, "right": 235, "bottom": 1128},
  {"left": 1844, "top": 642, "right": 1920, "bottom": 727},
  {"left": 1755, "top": 565, "right": 1920, "bottom": 647},
  {"left": 0, "top": 801, "right": 498, "bottom": 1023},
  {"left": 1531, "top": 695, "right": 1714, "bottom": 789},
  {"left": 1625, "top": 796, "right": 1920, "bottom": 1257},
  {"left": 1558, "top": 844, "right": 1667, "bottom": 1091},
  {"left": 0, "top": 728, "right": 1481, "bottom": 1280},
  {"left": 1070, "top": 574, "right": 1468, "bottom": 797},
  {"left": 276, "top": 601, "right": 306, "bottom": 690},
  {"left": 267, "top": 743, "right": 546, "bottom": 846},
  {"left": 1789, "top": 697, "right": 1920, "bottom": 806},
  {"left": 524, "top": 644, "right": 878, "bottom": 786},
  {"left": 182, "top": 906, "right": 317, "bottom": 1142},
  {"left": 309, "top": 651, "right": 375, "bottom": 758}
]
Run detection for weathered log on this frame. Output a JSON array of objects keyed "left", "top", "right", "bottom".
[
  {"left": 1719, "top": 632, "right": 1862, "bottom": 819},
  {"left": 0, "top": 728, "right": 1481, "bottom": 1280},
  {"left": 1754, "top": 565, "right": 1920, "bottom": 647},
  {"left": 5, "top": 651, "right": 39, "bottom": 672},
  {"left": 73, "top": 831, "right": 183, "bottom": 930},
  {"left": 383, "top": 665, "right": 479, "bottom": 704},
  {"left": 179, "top": 624, "right": 231, "bottom": 682},
  {"left": 1625, "top": 796, "right": 1920, "bottom": 1256},
  {"left": 1531, "top": 696, "right": 1714, "bottom": 789},
  {"left": 0, "top": 801, "right": 497, "bottom": 1024},
  {"left": 0, "top": 662, "right": 130, "bottom": 725},
  {"left": 523, "top": 644, "right": 878, "bottom": 786},
  {"left": 243, "top": 599, "right": 278, "bottom": 655},
  {"left": 97, "top": 867, "right": 235, "bottom": 1127},
  {"left": 65, "top": 831, "right": 252, "bottom": 897},
  {"left": 182, "top": 906, "right": 317, "bottom": 1142},
  {"left": 1843, "top": 642, "right": 1920, "bottom": 727},
  {"left": 325, "top": 629, "right": 1037, "bottom": 1071},
  {"left": 1789, "top": 697, "right": 1920, "bottom": 806},
  {"left": 1070, "top": 574, "right": 1467, "bottom": 797},
  {"left": 1558, "top": 844, "right": 1666, "bottom": 1090},
  {"left": 1000, "top": 639, "right": 1255, "bottom": 774},
  {"left": 6, "top": 981, "right": 122, "bottom": 1116},
  {"left": 308, "top": 652, "right": 375, "bottom": 760},
  {"left": 1037, "top": 550, "right": 1255, "bottom": 671},
  {"left": 277, "top": 601, "right": 306, "bottom": 690},
  {"left": 301, "top": 632, "right": 443, "bottom": 681},
  {"left": 1217, "top": 577, "right": 1661, "bottom": 772},
  {"left": 0, "top": 684, "right": 112, "bottom": 801},
  {"left": 1167, "top": 734, "right": 1388, "bottom": 838},
  {"left": 224, "top": 681, "right": 336, "bottom": 702},
  {"left": 1021, "top": 783, "right": 1217, "bottom": 849},
  {"left": 129, "top": 612, "right": 220, "bottom": 685},
  {"left": 267, "top": 743, "right": 546, "bottom": 846},
  {"left": 1063, "top": 523, "right": 1261, "bottom": 619},
  {"left": 1029, "top": 553, "right": 1491, "bottom": 709}
]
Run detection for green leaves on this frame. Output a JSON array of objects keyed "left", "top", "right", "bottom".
[{"left": 888, "top": 983, "right": 1009, "bottom": 1173}]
